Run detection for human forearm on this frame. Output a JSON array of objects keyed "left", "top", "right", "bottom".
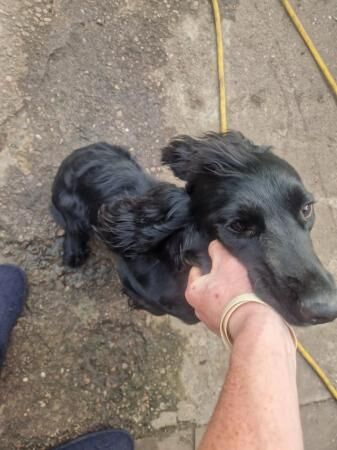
[
  {"left": 186, "top": 242, "right": 303, "bottom": 450},
  {"left": 198, "top": 308, "right": 303, "bottom": 450}
]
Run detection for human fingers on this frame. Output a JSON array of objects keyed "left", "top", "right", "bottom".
[
  {"left": 185, "top": 266, "right": 206, "bottom": 308},
  {"left": 208, "top": 240, "right": 232, "bottom": 271}
]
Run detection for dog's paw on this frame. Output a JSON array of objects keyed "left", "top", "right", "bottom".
[{"left": 63, "top": 248, "right": 89, "bottom": 267}]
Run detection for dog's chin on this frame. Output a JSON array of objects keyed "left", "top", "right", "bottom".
[
  {"left": 281, "top": 314, "right": 335, "bottom": 327},
  {"left": 252, "top": 285, "right": 304, "bottom": 326},
  {"left": 288, "top": 315, "right": 335, "bottom": 326},
  {"left": 281, "top": 314, "right": 311, "bottom": 327},
  {"left": 267, "top": 302, "right": 305, "bottom": 326}
]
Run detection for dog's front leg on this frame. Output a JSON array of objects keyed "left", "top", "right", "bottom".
[{"left": 63, "top": 228, "right": 90, "bottom": 267}]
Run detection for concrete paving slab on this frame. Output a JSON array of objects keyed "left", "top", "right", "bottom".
[
  {"left": 194, "top": 400, "right": 337, "bottom": 450},
  {"left": 169, "top": 318, "right": 228, "bottom": 426},
  {"left": 136, "top": 427, "right": 194, "bottom": 450},
  {"left": 301, "top": 400, "right": 337, "bottom": 450},
  {"left": 297, "top": 323, "right": 337, "bottom": 405}
]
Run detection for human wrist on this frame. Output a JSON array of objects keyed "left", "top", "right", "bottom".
[
  {"left": 229, "top": 302, "right": 275, "bottom": 338},
  {"left": 228, "top": 302, "right": 295, "bottom": 352}
]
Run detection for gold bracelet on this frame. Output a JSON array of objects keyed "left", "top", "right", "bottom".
[{"left": 219, "top": 294, "right": 297, "bottom": 350}]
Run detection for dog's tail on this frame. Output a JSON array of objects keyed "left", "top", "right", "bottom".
[{"left": 96, "top": 183, "right": 191, "bottom": 257}]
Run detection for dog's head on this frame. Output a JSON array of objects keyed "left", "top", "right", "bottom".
[{"left": 162, "top": 131, "right": 337, "bottom": 325}]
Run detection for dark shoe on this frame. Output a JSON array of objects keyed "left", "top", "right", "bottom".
[
  {"left": 51, "top": 429, "right": 134, "bottom": 450},
  {"left": 0, "top": 264, "right": 27, "bottom": 367}
]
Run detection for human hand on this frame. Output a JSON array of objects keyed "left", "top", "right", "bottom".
[{"left": 185, "top": 240, "right": 254, "bottom": 335}]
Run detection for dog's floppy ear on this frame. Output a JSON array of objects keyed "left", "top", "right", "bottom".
[
  {"left": 161, "top": 136, "right": 200, "bottom": 181},
  {"left": 162, "top": 131, "right": 271, "bottom": 181},
  {"left": 96, "top": 184, "right": 191, "bottom": 257}
]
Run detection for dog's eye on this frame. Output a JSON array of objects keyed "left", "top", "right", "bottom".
[
  {"left": 301, "top": 203, "right": 314, "bottom": 220},
  {"left": 229, "top": 220, "right": 246, "bottom": 233},
  {"left": 228, "top": 220, "right": 255, "bottom": 237}
]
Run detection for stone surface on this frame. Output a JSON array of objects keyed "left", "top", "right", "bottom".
[
  {"left": 195, "top": 399, "right": 337, "bottom": 450},
  {"left": 136, "top": 428, "right": 194, "bottom": 450},
  {"left": 177, "top": 401, "right": 197, "bottom": 423},
  {"left": 301, "top": 400, "right": 337, "bottom": 450},
  {"left": 296, "top": 322, "right": 337, "bottom": 405},
  {"left": 169, "top": 319, "right": 228, "bottom": 426},
  {"left": 151, "top": 411, "right": 177, "bottom": 430}
]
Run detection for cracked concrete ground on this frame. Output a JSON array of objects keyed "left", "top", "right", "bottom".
[{"left": 0, "top": 0, "right": 336, "bottom": 448}]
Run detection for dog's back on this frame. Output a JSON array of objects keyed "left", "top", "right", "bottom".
[
  {"left": 51, "top": 142, "right": 153, "bottom": 266},
  {"left": 52, "top": 142, "right": 152, "bottom": 221}
]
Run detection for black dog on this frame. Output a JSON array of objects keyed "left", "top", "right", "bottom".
[{"left": 51, "top": 132, "right": 337, "bottom": 325}]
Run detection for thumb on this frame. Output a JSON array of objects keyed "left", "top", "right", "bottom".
[
  {"left": 187, "top": 266, "right": 203, "bottom": 285},
  {"left": 208, "top": 240, "right": 231, "bottom": 271},
  {"left": 186, "top": 266, "right": 203, "bottom": 306}
]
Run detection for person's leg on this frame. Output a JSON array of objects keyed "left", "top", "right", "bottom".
[{"left": 0, "top": 264, "right": 27, "bottom": 367}]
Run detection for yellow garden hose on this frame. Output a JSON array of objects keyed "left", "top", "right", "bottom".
[
  {"left": 210, "top": 0, "right": 337, "bottom": 401},
  {"left": 281, "top": 0, "right": 337, "bottom": 97},
  {"left": 297, "top": 341, "right": 337, "bottom": 400},
  {"left": 211, "top": 0, "right": 228, "bottom": 133}
]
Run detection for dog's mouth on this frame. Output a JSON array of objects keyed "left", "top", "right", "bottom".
[
  {"left": 306, "top": 317, "right": 330, "bottom": 325},
  {"left": 283, "top": 312, "right": 332, "bottom": 327}
]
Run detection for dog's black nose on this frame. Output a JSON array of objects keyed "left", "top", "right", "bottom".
[{"left": 299, "top": 294, "right": 337, "bottom": 324}]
